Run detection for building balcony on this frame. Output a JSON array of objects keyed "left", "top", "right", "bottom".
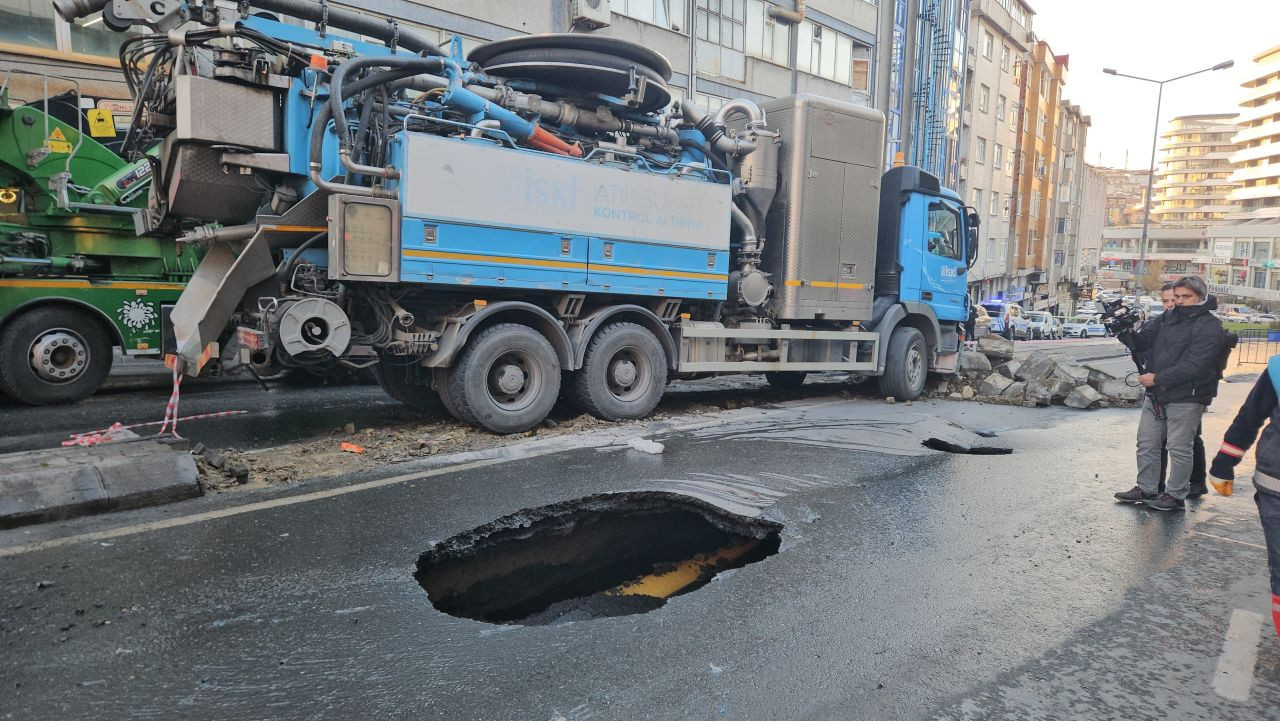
[
  {"left": 1229, "top": 163, "right": 1280, "bottom": 184},
  {"left": 1235, "top": 97, "right": 1280, "bottom": 125},
  {"left": 1229, "top": 184, "right": 1280, "bottom": 202},
  {"left": 1230, "top": 142, "right": 1280, "bottom": 165},
  {"left": 1243, "top": 76, "right": 1280, "bottom": 104},
  {"left": 1233, "top": 123, "right": 1280, "bottom": 145}
]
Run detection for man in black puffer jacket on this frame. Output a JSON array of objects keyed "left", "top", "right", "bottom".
[{"left": 1114, "top": 276, "right": 1226, "bottom": 511}]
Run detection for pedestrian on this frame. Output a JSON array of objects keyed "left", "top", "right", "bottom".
[
  {"left": 1207, "top": 355, "right": 1280, "bottom": 638},
  {"left": 1148, "top": 283, "right": 1208, "bottom": 498},
  {"left": 1113, "top": 276, "right": 1226, "bottom": 511}
]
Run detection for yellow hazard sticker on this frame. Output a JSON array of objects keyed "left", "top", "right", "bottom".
[
  {"left": 47, "top": 127, "right": 72, "bottom": 154},
  {"left": 86, "top": 109, "right": 117, "bottom": 138}
]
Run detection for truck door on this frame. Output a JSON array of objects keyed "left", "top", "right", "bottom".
[{"left": 920, "top": 199, "right": 968, "bottom": 321}]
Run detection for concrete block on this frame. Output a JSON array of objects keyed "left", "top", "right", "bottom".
[
  {"left": 0, "top": 440, "right": 199, "bottom": 528},
  {"left": 978, "top": 373, "right": 1014, "bottom": 397},
  {"left": 977, "top": 335, "right": 1015, "bottom": 361},
  {"left": 1025, "top": 380, "right": 1053, "bottom": 407},
  {"left": 1002, "top": 381, "right": 1027, "bottom": 403},
  {"left": 1053, "top": 361, "right": 1091, "bottom": 386},
  {"left": 1098, "top": 379, "right": 1144, "bottom": 403},
  {"left": 1064, "top": 384, "right": 1104, "bottom": 409},
  {"left": 992, "top": 360, "right": 1021, "bottom": 379},
  {"left": 959, "top": 350, "right": 992, "bottom": 375},
  {"left": 1015, "top": 352, "right": 1058, "bottom": 382}
]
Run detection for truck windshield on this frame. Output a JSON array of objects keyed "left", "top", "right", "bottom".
[{"left": 927, "top": 201, "right": 962, "bottom": 260}]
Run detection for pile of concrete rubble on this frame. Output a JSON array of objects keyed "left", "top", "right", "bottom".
[{"left": 933, "top": 336, "right": 1144, "bottom": 409}]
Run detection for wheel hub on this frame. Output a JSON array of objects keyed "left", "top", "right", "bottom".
[
  {"left": 906, "top": 347, "right": 923, "bottom": 387},
  {"left": 493, "top": 363, "right": 527, "bottom": 395},
  {"left": 610, "top": 358, "right": 638, "bottom": 388},
  {"left": 28, "top": 330, "right": 88, "bottom": 383}
]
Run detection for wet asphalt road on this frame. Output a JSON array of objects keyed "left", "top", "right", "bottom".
[
  {"left": 1, "top": 382, "right": 1275, "bottom": 720},
  {"left": 0, "top": 338, "right": 1131, "bottom": 455}
]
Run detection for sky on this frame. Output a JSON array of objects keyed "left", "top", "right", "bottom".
[{"left": 1027, "top": 0, "right": 1280, "bottom": 170}]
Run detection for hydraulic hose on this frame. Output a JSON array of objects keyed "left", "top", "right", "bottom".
[
  {"left": 311, "top": 65, "right": 440, "bottom": 196},
  {"left": 681, "top": 98, "right": 757, "bottom": 156},
  {"left": 328, "top": 56, "right": 445, "bottom": 177}
]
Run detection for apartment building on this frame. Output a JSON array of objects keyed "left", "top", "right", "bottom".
[
  {"left": 1044, "top": 101, "right": 1089, "bottom": 310},
  {"left": 1008, "top": 40, "right": 1067, "bottom": 307},
  {"left": 1207, "top": 44, "right": 1280, "bottom": 303},
  {"left": 1076, "top": 163, "right": 1106, "bottom": 289},
  {"left": 958, "top": 0, "right": 1034, "bottom": 304},
  {"left": 1151, "top": 114, "right": 1239, "bottom": 226}
]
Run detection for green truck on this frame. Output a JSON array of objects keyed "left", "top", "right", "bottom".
[{"left": 0, "top": 75, "right": 196, "bottom": 404}]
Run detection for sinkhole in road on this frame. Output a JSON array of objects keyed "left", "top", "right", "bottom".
[
  {"left": 922, "top": 437, "right": 1013, "bottom": 455},
  {"left": 414, "top": 492, "right": 782, "bottom": 626}
]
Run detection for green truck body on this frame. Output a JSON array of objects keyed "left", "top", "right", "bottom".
[{"left": 0, "top": 83, "right": 196, "bottom": 404}]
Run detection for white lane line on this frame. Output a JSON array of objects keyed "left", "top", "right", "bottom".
[
  {"left": 1213, "top": 608, "right": 1264, "bottom": 702},
  {"left": 1192, "top": 531, "right": 1269, "bottom": 551},
  {"left": 0, "top": 457, "right": 507, "bottom": 559}
]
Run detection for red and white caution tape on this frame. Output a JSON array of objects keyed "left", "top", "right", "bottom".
[{"left": 62, "top": 364, "right": 246, "bottom": 446}]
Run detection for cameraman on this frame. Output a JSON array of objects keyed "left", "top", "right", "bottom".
[
  {"left": 1149, "top": 283, "right": 1209, "bottom": 498},
  {"left": 1113, "top": 276, "right": 1226, "bottom": 511}
]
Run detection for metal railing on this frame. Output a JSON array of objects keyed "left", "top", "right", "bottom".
[{"left": 1234, "top": 328, "right": 1280, "bottom": 365}]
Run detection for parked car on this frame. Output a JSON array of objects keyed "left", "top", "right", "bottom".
[
  {"left": 1062, "top": 315, "right": 1108, "bottom": 338},
  {"left": 980, "top": 301, "right": 1032, "bottom": 340},
  {"left": 1026, "top": 310, "right": 1061, "bottom": 340},
  {"left": 1256, "top": 314, "right": 1278, "bottom": 323}
]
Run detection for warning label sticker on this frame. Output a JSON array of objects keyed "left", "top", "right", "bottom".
[
  {"left": 46, "top": 128, "right": 72, "bottom": 154},
  {"left": 86, "top": 108, "right": 117, "bottom": 138}
]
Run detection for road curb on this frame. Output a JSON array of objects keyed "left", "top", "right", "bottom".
[{"left": 0, "top": 439, "right": 199, "bottom": 528}]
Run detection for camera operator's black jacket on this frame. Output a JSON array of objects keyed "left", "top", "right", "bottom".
[{"left": 1126, "top": 297, "right": 1226, "bottom": 405}]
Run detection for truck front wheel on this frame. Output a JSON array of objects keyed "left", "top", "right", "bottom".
[
  {"left": 440, "top": 323, "right": 561, "bottom": 434},
  {"left": 878, "top": 326, "right": 927, "bottom": 401},
  {"left": 572, "top": 322, "right": 667, "bottom": 421},
  {"left": 0, "top": 306, "right": 114, "bottom": 405}
]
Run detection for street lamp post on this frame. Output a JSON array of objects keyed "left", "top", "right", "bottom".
[{"left": 1103, "top": 60, "right": 1234, "bottom": 291}]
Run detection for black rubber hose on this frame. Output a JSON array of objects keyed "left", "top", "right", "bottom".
[
  {"left": 329, "top": 56, "right": 443, "bottom": 150},
  {"left": 309, "top": 65, "right": 439, "bottom": 178},
  {"left": 276, "top": 232, "right": 327, "bottom": 285}
]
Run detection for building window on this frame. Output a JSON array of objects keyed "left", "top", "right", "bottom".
[
  {"left": 1005, "top": 151, "right": 1014, "bottom": 177},
  {"left": 978, "top": 84, "right": 990, "bottom": 113},
  {"left": 617, "top": 0, "right": 679, "bottom": 26},
  {"left": 1000, "top": 44, "right": 1011, "bottom": 71},
  {"left": 982, "top": 30, "right": 994, "bottom": 59},
  {"left": 993, "top": 143, "right": 1004, "bottom": 168},
  {"left": 0, "top": 2, "right": 138, "bottom": 60},
  {"left": 796, "top": 18, "right": 867, "bottom": 88},
  {"left": 745, "top": 0, "right": 789, "bottom": 65},
  {"left": 695, "top": 0, "right": 746, "bottom": 80},
  {"left": 976, "top": 136, "right": 987, "bottom": 163},
  {"left": 990, "top": 190, "right": 1000, "bottom": 216},
  {"left": 972, "top": 188, "right": 983, "bottom": 209},
  {"left": 1003, "top": 193, "right": 1012, "bottom": 219},
  {"left": 995, "top": 94, "right": 1006, "bottom": 122},
  {"left": 1031, "top": 191, "right": 1041, "bottom": 218}
]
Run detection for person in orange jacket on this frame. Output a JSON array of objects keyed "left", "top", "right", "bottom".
[{"left": 1209, "top": 354, "right": 1280, "bottom": 637}]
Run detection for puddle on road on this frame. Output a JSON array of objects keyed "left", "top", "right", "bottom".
[{"left": 414, "top": 492, "right": 782, "bottom": 626}]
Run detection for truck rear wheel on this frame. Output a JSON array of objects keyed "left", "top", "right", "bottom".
[
  {"left": 441, "top": 323, "right": 561, "bottom": 434},
  {"left": 0, "top": 306, "right": 114, "bottom": 405},
  {"left": 375, "top": 361, "right": 444, "bottom": 414},
  {"left": 878, "top": 326, "right": 927, "bottom": 401},
  {"left": 572, "top": 322, "right": 667, "bottom": 421}
]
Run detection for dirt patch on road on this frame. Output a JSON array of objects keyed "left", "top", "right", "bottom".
[{"left": 195, "top": 375, "right": 878, "bottom": 492}]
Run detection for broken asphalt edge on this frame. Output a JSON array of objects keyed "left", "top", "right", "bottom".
[{"left": 0, "top": 437, "right": 199, "bottom": 529}]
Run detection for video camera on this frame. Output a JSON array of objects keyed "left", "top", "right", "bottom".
[{"left": 1100, "top": 298, "right": 1143, "bottom": 336}]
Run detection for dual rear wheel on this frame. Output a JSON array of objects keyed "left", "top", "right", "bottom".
[{"left": 379, "top": 321, "right": 667, "bottom": 435}]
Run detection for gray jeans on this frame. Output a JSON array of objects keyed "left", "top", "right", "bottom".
[{"left": 1136, "top": 398, "right": 1206, "bottom": 499}]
